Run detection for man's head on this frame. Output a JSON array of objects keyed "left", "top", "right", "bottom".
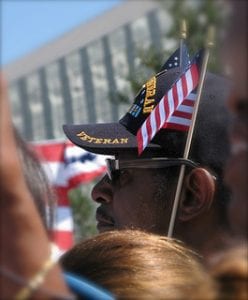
[
  {"left": 221, "top": 0, "right": 248, "bottom": 237},
  {"left": 61, "top": 230, "right": 217, "bottom": 300},
  {"left": 64, "top": 69, "right": 232, "bottom": 252}
]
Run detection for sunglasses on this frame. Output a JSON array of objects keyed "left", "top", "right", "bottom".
[{"left": 105, "top": 157, "right": 199, "bottom": 181}]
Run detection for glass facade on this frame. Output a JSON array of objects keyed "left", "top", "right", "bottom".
[
  {"left": 109, "top": 27, "right": 133, "bottom": 118},
  {"left": 45, "top": 62, "right": 65, "bottom": 139},
  {"left": 8, "top": 8, "right": 172, "bottom": 142},
  {"left": 87, "top": 40, "right": 112, "bottom": 122},
  {"left": 9, "top": 83, "right": 25, "bottom": 135},
  {"left": 65, "top": 52, "right": 88, "bottom": 124},
  {"left": 26, "top": 72, "right": 46, "bottom": 141},
  {"left": 131, "top": 16, "right": 151, "bottom": 50}
]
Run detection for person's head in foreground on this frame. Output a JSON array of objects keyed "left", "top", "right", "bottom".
[
  {"left": 14, "top": 128, "right": 55, "bottom": 230},
  {"left": 61, "top": 230, "right": 217, "bottom": 300},
  {"left": 64, "top": 47, "right": 232, "bottom": 258},
  {"left": 209, "top": 244, "right": 248, "bottom": 300},
  {"left": 206, "top": 4, "right": 248, "bottom": 300},
  {"left": 222, "top": 0, "right": 248, "bottom": 239}
]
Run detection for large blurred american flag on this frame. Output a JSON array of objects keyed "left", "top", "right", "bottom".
[{"left": 32, "top": 140, "right": 106, "bottom": 257}]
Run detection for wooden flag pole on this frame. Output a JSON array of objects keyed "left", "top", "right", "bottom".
[
  {"left": 179, "top": 19, "right": 187, "bottom": 68},
  {"left": 167, "top": 26, "right": 215, "bottom": 237},
  {"left": 181, "top": 19, "right": 187, "bottom": 40}
]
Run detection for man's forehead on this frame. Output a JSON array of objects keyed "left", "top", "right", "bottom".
[
  {"left": 116, "top": 152, "right": 139, "bottom": 160},
  {"left": 115, "top": 149, "right": 168, "bottom": 160}
]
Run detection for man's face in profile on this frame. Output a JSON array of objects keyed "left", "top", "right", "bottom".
[{"left": 91, "top": 151, "right": 175, "bottom": 235}]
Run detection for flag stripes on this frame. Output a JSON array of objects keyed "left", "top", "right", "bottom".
[
  {"left": 163, "top": 93, "right": 196, "bottom": 131},
  {"left": 51, "top": 231, "right": 74, "bottom": 255},
  {"left": 137, "top": 63, "right": 199, "bottom": 155},
  {"left": 32, "top": 141, "right": 75, "bottom": 256},
  {"left": 32, "top": 140, "right": 107, "bottom": 256}
]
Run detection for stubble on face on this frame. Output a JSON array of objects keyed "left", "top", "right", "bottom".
[{"left": 127, "top": 169, "right": 177, "bottom": 235}]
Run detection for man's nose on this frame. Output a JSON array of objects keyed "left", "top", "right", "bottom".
[{"left": 91, "top": 174, "right": 113, "bottom": 204}]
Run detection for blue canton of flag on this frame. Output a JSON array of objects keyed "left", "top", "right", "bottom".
[{"left": 159, "top": 42, "right": 190, "bottom": 72}]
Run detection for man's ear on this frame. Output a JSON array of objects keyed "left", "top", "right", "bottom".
[{"left": 178, "top": 168, "right": 216, "bottom": 222}]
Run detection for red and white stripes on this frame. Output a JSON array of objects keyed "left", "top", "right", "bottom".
[
  {"left": 32, "top": 140, "right": 106, "bottom": 257},
  {"left": 163, "top": 92, "right": 196, "bottom": 131},
  {"left": 137, "top": 63, "right": 199, "bottom": 155}
]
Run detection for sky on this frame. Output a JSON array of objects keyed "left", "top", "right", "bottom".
[{"left": 1, "top": 0, "right": 123, "bottom": 66}]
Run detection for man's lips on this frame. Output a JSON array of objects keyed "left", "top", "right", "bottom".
[{"left": 96, "top": 207, "right": 115, "bottom": 231}]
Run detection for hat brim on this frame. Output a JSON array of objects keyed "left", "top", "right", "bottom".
[{"left": 63, "top": 122, "right": 160, "bottom": 155}]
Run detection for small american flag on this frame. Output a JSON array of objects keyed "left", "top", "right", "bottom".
[
  {"left": 119, "top": 42, "right": 191, "bottom": 136},
  {"left": 137, "top": 51, "right": 202, "bottom": 155}
]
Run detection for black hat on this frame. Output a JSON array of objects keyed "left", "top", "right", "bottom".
[
  {"left": 63, "top": 42, "right": 231, "bottom": 161},
  {"left": 63, "top": 44, "right": 191, "bottom": 156},
  {"left": 63, "top": 71, "right": 231, "bottom": 160},
  {"left": 63, "top": 65, "right": 183, "bottom": 156},
  {"left": 63, "top": 122, "right": 159, "bottom": 156}
]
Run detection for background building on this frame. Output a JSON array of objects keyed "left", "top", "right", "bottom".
[{"left": 3, "top": 0, "right": 174, "bottom": 142}]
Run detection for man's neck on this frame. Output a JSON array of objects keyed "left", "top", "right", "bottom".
[
  {"left": 200, "top": 228, "right": 233, "bottom": 261},
  {"left": 175, "top": 220, "right": 232, "bottom": 264}
]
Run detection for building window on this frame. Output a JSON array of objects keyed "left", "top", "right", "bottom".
[
  {"left": 108, "top": 28, "right": 132, "bottom": 118},
  {"left": 108, "top": 27, "right": 126, "bottom": 54},
  {"left": 156, "top": 9, "right": 176, "bottom": 52},
  {"left": 45, "top": 62, "right": 65, "bottom": 139},
  {"left": 109, "top": 28, "right": 129, "bottom": 80},
  {"left": 65, "top": 51, "right": 88, "bottom": 123},
  {"left": 91, "top": 62, "right": 111, "bottom": 122},
  {"left": 131, "top": 15, "right": 151, "bottom": 51},
  {"left": 9, "top": 83, "right": 24, "bottom": 135},
  {"left": 87, "top": 41, "right": 112, "bottom": 122},
  {"left": 87, "top": 40, "right": 104, "bottom": 64},
  {"left": 26, "top": 72, "right": 46, "bottom": 141},
  {"left": 130, "top": 15, "right": 156, "bottom": 82}
]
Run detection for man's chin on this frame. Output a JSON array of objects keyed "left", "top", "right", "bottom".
[{"left": 97, "top": 222, "right": 115, "bottom": 233}]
